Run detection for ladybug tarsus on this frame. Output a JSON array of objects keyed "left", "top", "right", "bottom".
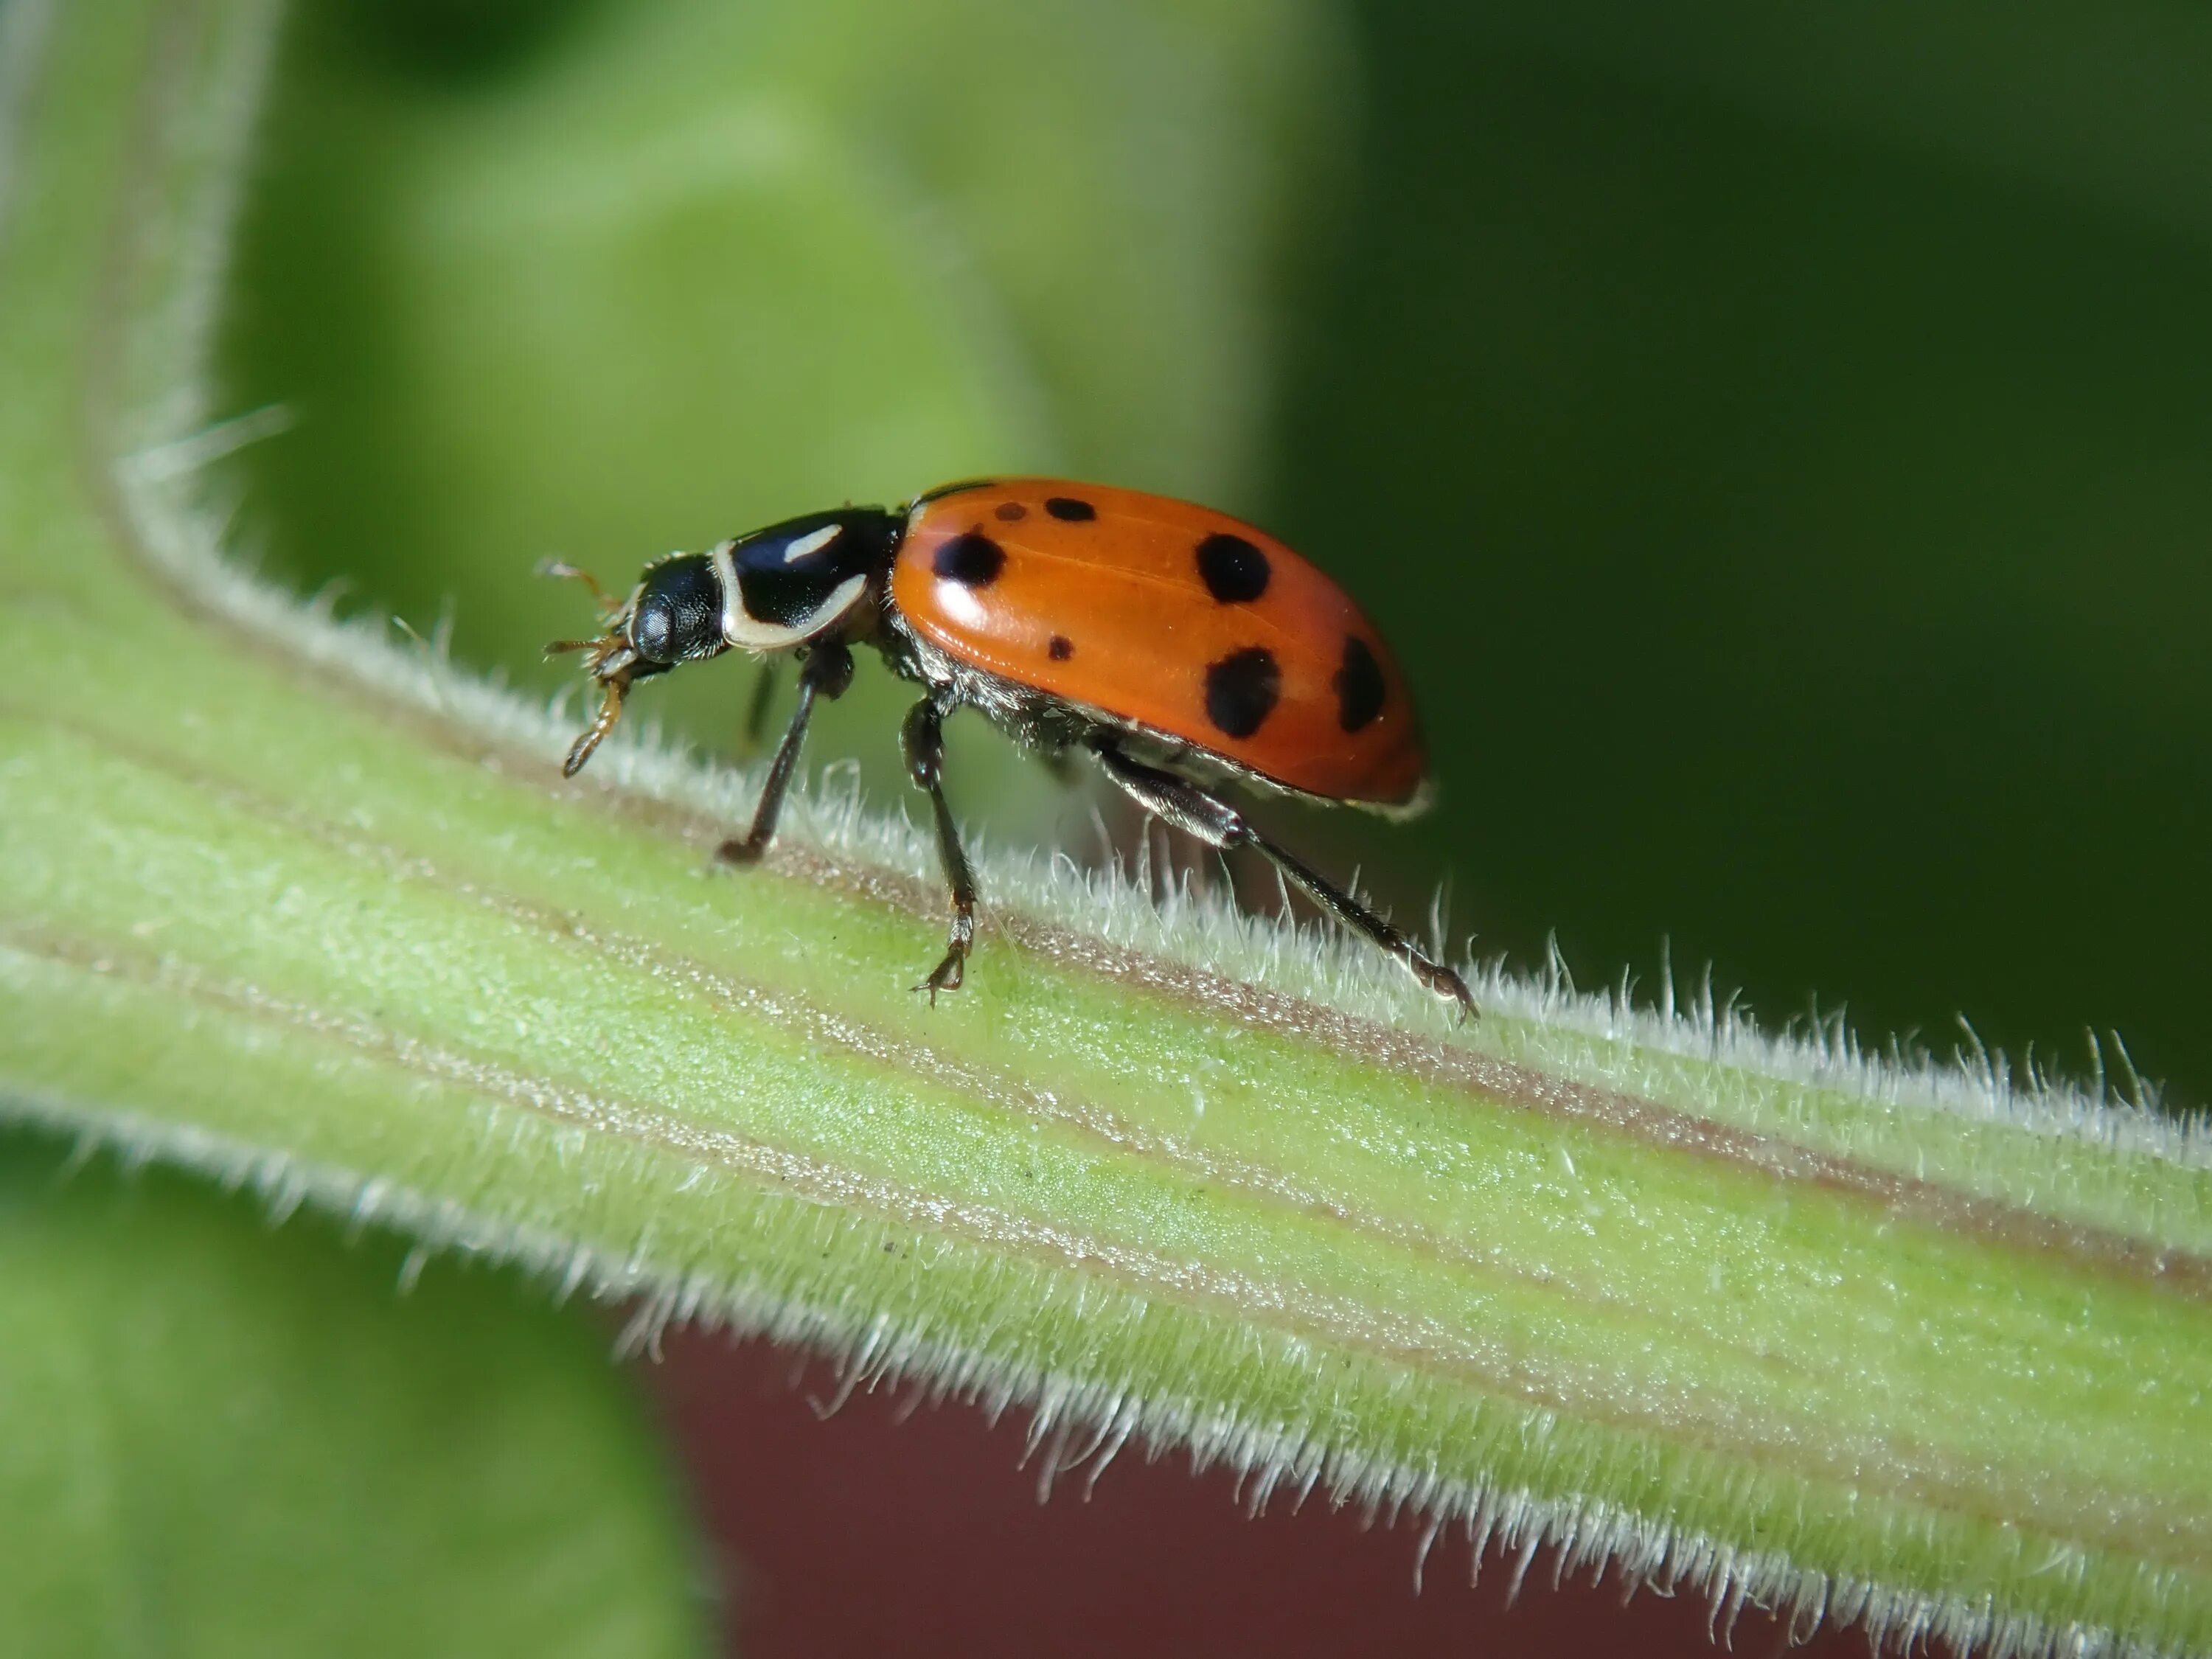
[{"left": 552, "top": 479, "right": 1476, "bottom": 1014}]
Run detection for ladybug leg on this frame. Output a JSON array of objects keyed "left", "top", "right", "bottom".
[
  {"left": 900, "top": 696, "right": 978, "bottom": 1003},
  {"left": 1091, "top": 744, "right": 1476, "bottom": 1020},
  {"left": 715, "top": 643, "right": 853, "bottom": 865},
  {"left": 737, "top": 661, "right": 781, "bottom": 757}
]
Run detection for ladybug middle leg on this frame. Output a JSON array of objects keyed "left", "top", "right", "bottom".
[
  {"left": 716, "top": 642, "right": 853, "bottom": 865},
  {"left": 901, "top": 694, "right": 978, "bottom": 1002},
  {"left": 1090, "top": 741, "right": 1476, "bottom": 1018}
]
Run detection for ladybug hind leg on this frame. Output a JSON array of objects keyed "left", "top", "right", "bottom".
[
  {"left": 901, "top": 695, "right": 978, "bottom": 1003},
  {"left": 1089, "top": 742, "right": 1476, "bottom": 1020}
]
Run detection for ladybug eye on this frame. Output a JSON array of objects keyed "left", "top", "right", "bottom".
[
  {"left": 628, "top": 597, "right": 675, "bottom": 660},
  {"left": 628, "top": 555, "right": 723, "bottom": 664}
]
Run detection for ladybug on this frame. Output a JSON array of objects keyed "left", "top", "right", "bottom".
[{"left": 548, "top": 479, "right": 1474, "bottom": 1013}]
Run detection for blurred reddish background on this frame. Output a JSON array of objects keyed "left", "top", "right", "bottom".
[{"left": 651, "top": 1328, "right": 1872, "bottom": 1659}]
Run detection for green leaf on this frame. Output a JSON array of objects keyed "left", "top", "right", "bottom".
[
  {"left": 4, "top": 4, "right": 2210, "bottom": 1659},
  {"left": 0, "top": 1133, "right": 706, "bottom": 1658}
]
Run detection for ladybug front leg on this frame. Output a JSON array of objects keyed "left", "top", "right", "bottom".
[
  {"left": 736, "top": 660, "right": 781, "bottom": 756},
  {"left": 716, "top": 642, "right": 852, "bottom": 865},
  {"left": 1090, "top": 742, "right": 1476, "bottom": 1019},
  {"left": 900, "top": 695, "right": 978, "bottom": 1003}
]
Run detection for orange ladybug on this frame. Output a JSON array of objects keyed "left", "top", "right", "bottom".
[{"left": 549, "top": 479, "right": 1473, "bottom": 1012}]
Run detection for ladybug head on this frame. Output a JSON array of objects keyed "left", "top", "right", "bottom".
[
  {"left": 625, "top": 554, "right": 727, "bottom": 667},
  {"left": 541, "top": 507, "right": 898, "bottom": 779},
  {"left": 544, "top": 552, "right": 731, "bottom": 778}
]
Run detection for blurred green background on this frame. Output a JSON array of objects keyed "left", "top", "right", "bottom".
[
  {"left": 0, "top": 1141, "right": 703, "bottom": 1658},
  {"left": 221, "top": 0, "right": 2212, "bottom": 1105}
]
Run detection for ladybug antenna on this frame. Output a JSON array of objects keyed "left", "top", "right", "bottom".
[{"left": 538, "top": 557, "right": 625, "bottom": 616}]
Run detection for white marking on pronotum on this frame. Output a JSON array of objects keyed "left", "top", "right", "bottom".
[
  {"left": 710, "top": 540, "right": 742, "bottom": 642},
  {"left": 717, "top": 538, "right": 869, "bottom": 654},
  {"left": 783, "top": 523, "right": 841, "bottom": 563}
]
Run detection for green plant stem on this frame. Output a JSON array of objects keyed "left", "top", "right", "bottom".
[{"left": 2, "top": 6, "right": 2208, "bottom": 1657}]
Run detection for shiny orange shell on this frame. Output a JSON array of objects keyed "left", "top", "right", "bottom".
[{"left": 888, "top": 479, "right": 1425, "bottom": 805}]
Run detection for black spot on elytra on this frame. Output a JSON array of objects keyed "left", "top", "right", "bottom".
[
  {"left": 1334, "top": 636, "right": 1386, "bottom": 732},
  {"left": 1195, "top": 532, "right": 1270, "bottom": 604},
  {"left": 995, "top": 501, "right": 1027, "bottom": 522},
  {"left": 1045, "top": 496, "right": 1096, "bottom": 522},
  {"left": 932, "top": 532, "right": 1004, "bottom": 587},
  {"left": 1204, "top": 647, "right": 1281, "bottom": 740},
  {"left": 1048, "top": 635, "right": 1074, "bottom": 661}
]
